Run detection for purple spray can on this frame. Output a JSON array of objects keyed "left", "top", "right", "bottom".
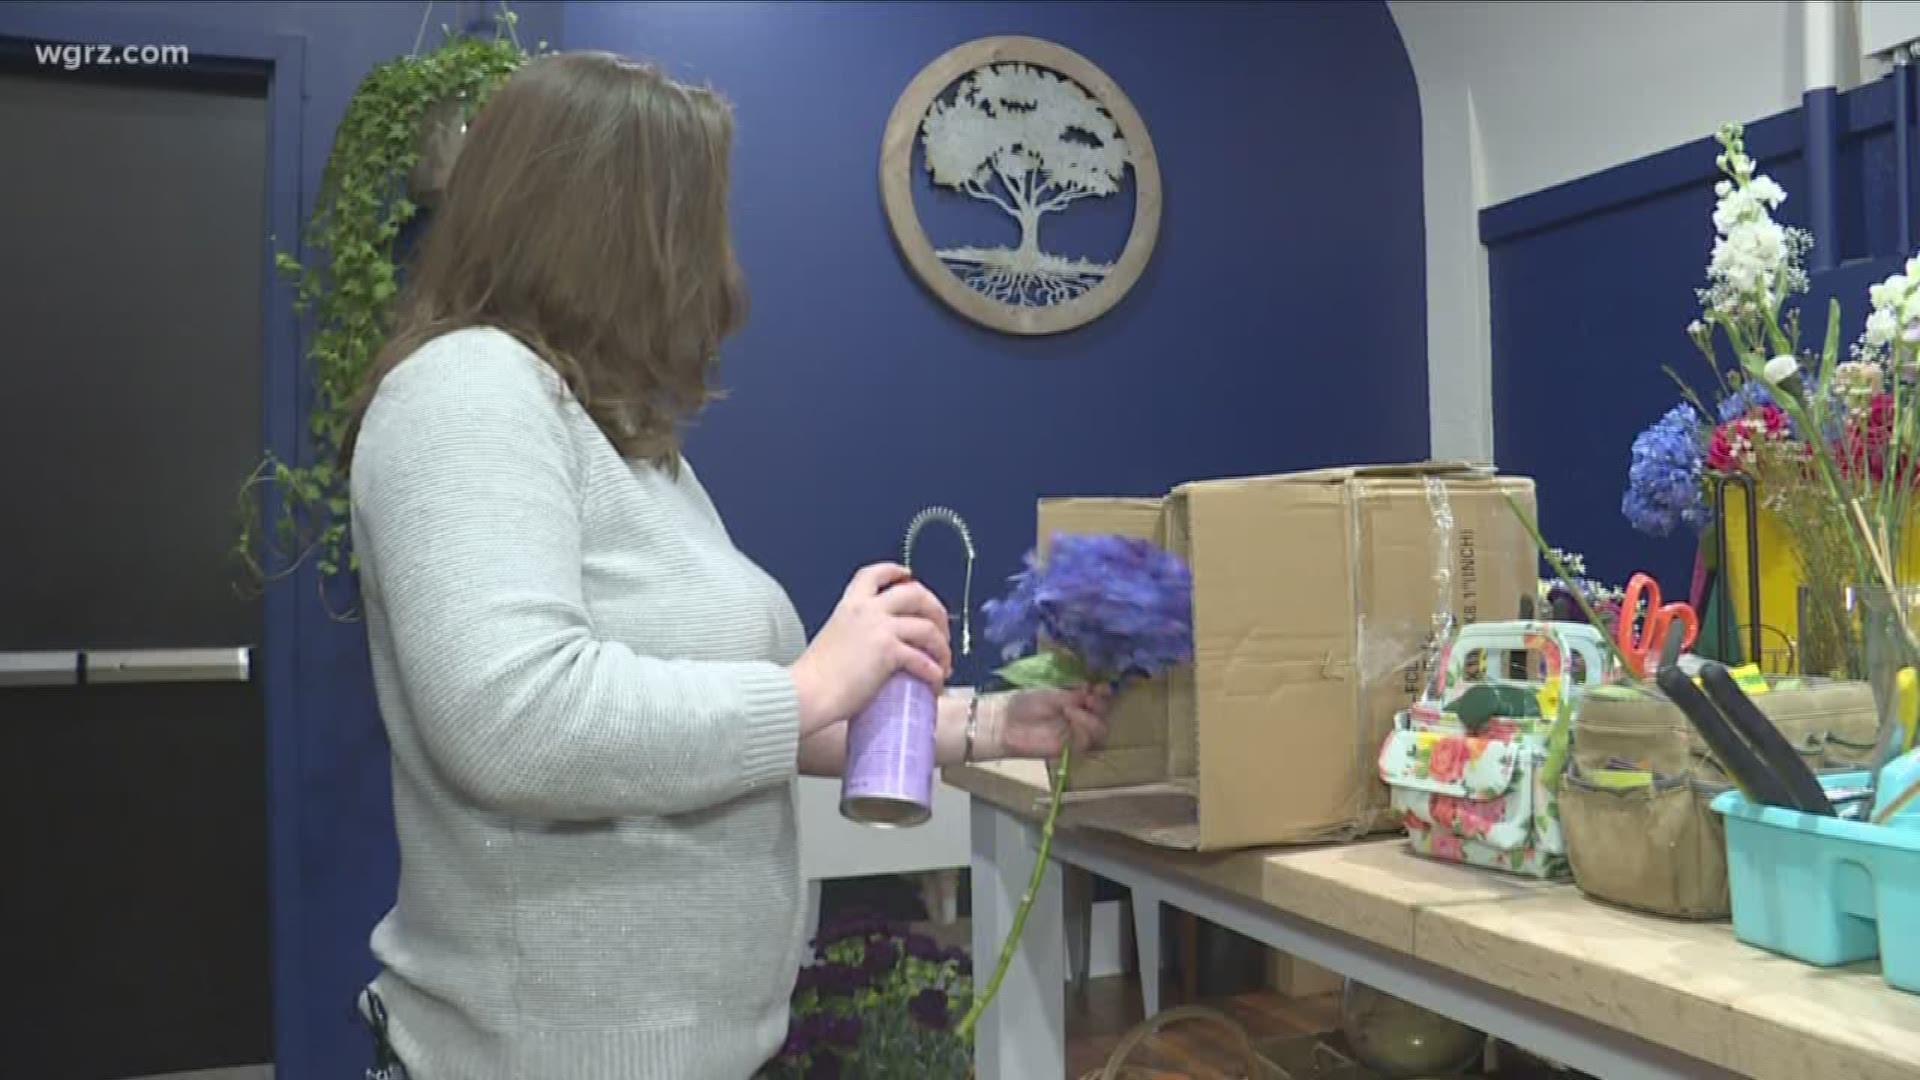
[{"left": 840, "top": 506, "right": 975, "bottom": 828}]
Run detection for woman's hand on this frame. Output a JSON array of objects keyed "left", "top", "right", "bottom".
[
  {"left": 791, "top": 563, "right": 952, "bottom": 734},
  {"left": 995, "top": 685, "right": 1113, "bottom": 759}
]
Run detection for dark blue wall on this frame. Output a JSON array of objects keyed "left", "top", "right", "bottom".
[
  {"left": 3, "top": 2, "right": 1425, "bottom": 1078},
  {"left": 565, "top": 0, "right": 1429, "bottom": 668},
  {"left": 1484, "top": 79, "right": 1912, "bottom": 597}
]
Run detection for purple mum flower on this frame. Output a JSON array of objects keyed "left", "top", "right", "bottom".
[
  {"left": 779, "top": 1024, "right": 813, "bottom": 1058},
  {"left": 908, "top": 987, "right": 953, "bottom": 1031},
  {"left": 824, "top": 1014, "right": 862, "bottom": 1049},
  {"left": 861, "top": 937, "right": 899, "bottom": 980},
  {"left": 941, "top": 945, "right": 973, "bottom": 974},
  {"left": 809, "top": 963, "right": 869, "bottom": 998},
  {"left": 814, "top": 909, "right": 882, "bottom": 952},
  {"left": 904, "top": 933, "right": 945, "bottom": 962}
]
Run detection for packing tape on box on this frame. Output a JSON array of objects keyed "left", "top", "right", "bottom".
[{"left": 1348, "top": 476, "right": 1461, "bottom": 837}]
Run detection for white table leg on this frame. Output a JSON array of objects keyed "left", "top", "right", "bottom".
[
  {"left": 921, "top": 867, "right": 960, "bottom": 925},
  {"left": 970, "top": 797, "right": 1066, "bottom": 1080},
  {"left": 804, "top": 878, "right": 823, "bottom": 946},
  {"left": 1131, "top": 886, "right": 1163, "bottom": 1018},
  {"left": 1064, "top": 866, "right": 1093, "bottom": 992}
]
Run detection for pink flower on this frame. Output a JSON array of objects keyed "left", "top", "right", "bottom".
[
  {"left": 1456, "top": 797, "right": 1507, "bottom": 838},
  {"left": 1706, "top": 404, "right": 1792, "bottom": 474},
  {"left": 1429, "top": 795, "right": 1459, "bottom": 831},
  {"left": 1429, "top": 832, "right": 1466, "bottom": 861},
  {"left": 1428, "top": 737, "right": 1471, "bottom": 784}
]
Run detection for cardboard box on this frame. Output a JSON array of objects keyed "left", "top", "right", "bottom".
[
  {"left": 1265, "top": 949, "right": 1345, "bottom": 999},
  {"left": 1050, "top": 463, "right": 1538, "bottom": 851}
]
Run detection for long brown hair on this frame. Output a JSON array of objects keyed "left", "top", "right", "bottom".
[{"left": 342, "top": 50, "right": 746, "bottom": 471}]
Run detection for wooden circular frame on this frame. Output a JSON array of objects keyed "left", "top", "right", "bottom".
[{"left": 879, "top": 36, "right": 1162, "bottom": 336}]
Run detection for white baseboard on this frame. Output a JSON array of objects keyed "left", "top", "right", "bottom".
[{"left": 131, "top": 1060, "right": 272, "bottom": 1068}]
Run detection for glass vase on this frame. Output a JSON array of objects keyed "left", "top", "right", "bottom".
[
  {"left": 1851, "top": 586, "right": 1920, "bottom": 755},
  {"left": 1337, "top": 980, "right": 1483, "bottom": 1079}
]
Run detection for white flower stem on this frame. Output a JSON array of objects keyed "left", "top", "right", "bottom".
[{"left": 956, "top": 741, "right": 1072, "bottom": 1043}]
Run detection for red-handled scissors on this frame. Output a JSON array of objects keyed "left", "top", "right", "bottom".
[{"left": 1616, "top": 572, "right": 1699, "bottom": 678}]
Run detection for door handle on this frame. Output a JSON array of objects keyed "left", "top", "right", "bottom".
[
  {"left": 0, "top": 647, "right": 251, "bottom": 687},
  {"left": 86, "top": 647, "right": 252, "bottom": 685},
  {"left": 0, "top": 651, "right": 80, "bottom": 687}
]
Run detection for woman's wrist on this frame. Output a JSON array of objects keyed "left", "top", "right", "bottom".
[{"left": 938, "top": 689, "right": 1007, "bottom": 765}]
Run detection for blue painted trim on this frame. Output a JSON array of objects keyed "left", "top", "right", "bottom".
[
  {"left": 1841, "top": 75, "right": 1898, "bottom": 134},
  {"left": 1804, "top": 87, "right": 1840, "bottom": 271},
  {"left": 0, "top": 8, "right": 314, "bottom": 1075},
  {"left": 1481, "top": 80, "right": 1900, "bottom": 247},
  {"left": 259, "top": 33, "right": 313, "bottom": 1080},
  {"left": 1907, "top": 65, "right": 1920, "bottom": 258},
  {"left": 1898, "top": 64, "right": 1912, "bottom": 252},
  {"left": 1480, "top": 106, "right": 1805, "bottom": 245}
]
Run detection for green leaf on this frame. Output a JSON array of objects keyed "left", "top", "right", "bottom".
[
  {"left": 1820, "top": 296, "right": 1841, "bottom": 391},
  {"left": 993, "top": 650, "right": 1087, "bottom": 689},
  {"left": 230, "top": 8, "right": 529, "bottom": 616}
]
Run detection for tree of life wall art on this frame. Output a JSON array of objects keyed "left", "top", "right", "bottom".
[{"left": 880, "top": 36, "right": 1162, "bottom": 336}]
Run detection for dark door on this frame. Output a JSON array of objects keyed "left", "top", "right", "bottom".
[{"left": 0, "top": 53, "right": 273, "bottom": 1080}]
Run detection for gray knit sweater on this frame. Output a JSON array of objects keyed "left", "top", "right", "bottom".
[{"left": 350, "top": 327, "right": 809, "bottom": 1079}]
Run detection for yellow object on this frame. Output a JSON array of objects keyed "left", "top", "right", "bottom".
[
  {"left": 1729, "top": 664, "right": 1769, "bottom": 694},
  {"left": 1686, "top": 664, "right": 1770, "bottom": 694},
  {"left": 1719, "top": 485, "right": 1920, "bottom": 673},
  {"left": 1898, "top": 668, "right": 1919, "bottom": 754},
  {"left": 1536, "top": 679, "right": 1561, "bottom": 722},
  {"left": 1587, "top": 769, "right": 1656, "bottom": 790}
]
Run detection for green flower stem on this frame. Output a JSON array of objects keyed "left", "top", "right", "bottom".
[
  {"left": 1888, "top": 342, "right": 1919, "bottom": 571},
  {"left": 1769, "top": 376, "right": 1920, "bottom": 661},
  {"left": 955, "top": 740, "right": 1072, "bottom": 1042},
  {"left": 1502, "top": 493, "right": 1642, "bottom": 679},
  {"left": 1762, "top": 374, "right": 1876, "bottom": 576}
]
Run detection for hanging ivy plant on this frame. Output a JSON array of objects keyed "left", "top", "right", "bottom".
[{"left": 236, "top": 5, "right": 538, "bottom": 616}]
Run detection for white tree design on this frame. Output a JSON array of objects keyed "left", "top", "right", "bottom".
[{"left": 920, "top": 63, "right": 1132, "bottom": 306}]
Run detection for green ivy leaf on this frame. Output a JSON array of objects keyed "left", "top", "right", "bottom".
[{"left": 230, "top": 6, "right": 529, "bottom": 614}]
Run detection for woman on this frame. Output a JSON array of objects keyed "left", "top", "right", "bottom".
[{"left": 341, "top": 50, "right": 1110, "bottom": 1080}]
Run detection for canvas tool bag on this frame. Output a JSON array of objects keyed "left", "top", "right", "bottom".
[
  {"left": 1378, "top": 620, "right": 1612, "bottom": 880},
  {"left": 1559, "top": 678, "right": 1878, "bottom": 918}
]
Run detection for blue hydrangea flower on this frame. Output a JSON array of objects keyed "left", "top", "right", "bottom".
[
  {"left": 1621, "top": 403, "right": 1710, "bottom": 538},
  {"left": 1717, "top": 380, "right": 1777, "bottom": 422},
  {"left": 980, "top": 549, "right": 1044, "bottom": 659},
  {"left": 1717, "top": 378, "right": 1810, "bottom": 439},
  {"left": 982, "top": 533, "right": 1194, "bottom": 682}
]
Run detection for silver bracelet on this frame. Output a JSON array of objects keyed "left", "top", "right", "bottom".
[{"left": 963, "top": 690, "right": 981, "bottom": 764}]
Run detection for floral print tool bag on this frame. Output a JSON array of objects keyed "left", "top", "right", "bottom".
[{"left": 1378, "top": 620, "right": 1611, "bottom": 879}]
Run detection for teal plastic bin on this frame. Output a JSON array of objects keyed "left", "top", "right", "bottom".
[{"left": 1711, "top": 773, "right": 1920, "bottom": 994}]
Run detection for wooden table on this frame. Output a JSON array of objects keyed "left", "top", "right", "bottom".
[{"left": 949, "top": 760, "right": 1920, "bottom": 1080}]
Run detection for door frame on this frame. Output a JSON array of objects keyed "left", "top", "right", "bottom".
[{"left": 0, "top": 8, "right": 311, "bottom": 1074}]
